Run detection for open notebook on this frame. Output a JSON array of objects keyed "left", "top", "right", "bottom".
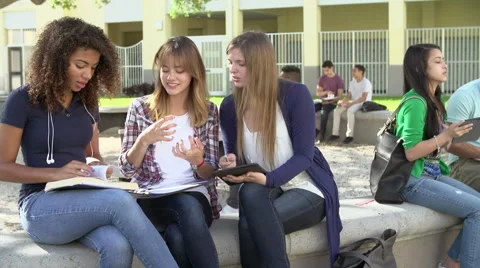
[{"left": 45, "top": 177, "right": 139, "bottom": 192}]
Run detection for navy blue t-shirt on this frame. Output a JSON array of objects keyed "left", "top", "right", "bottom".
[{"left": 1, "top": 85, "right": 100, "bottom": 205}]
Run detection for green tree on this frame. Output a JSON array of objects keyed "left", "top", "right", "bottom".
[{"left": 0, "top": 0, "right": 211, "bottom": 18}]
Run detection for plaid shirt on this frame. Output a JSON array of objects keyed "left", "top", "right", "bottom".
[{"left": 118, "top": 95, "right": 222, "bottom": 219}]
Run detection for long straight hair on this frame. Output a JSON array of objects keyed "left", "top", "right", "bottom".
[
  {"left": 149, "top": 36, "right": 210, "bottom": 127},
  {"left": 227, "top": 31, "right": 278, "bottom": 168},
  {"left": 403, "top": 44, "right": 447, "bottom": 152}
]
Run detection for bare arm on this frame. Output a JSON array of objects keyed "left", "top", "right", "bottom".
[
  {"left": 316, "top": 85, "right": 327, "bottom": 97},
  {"left": 447, "top": 142, "right": 480, "bottom": 159},
  {"left": 405, "top": 132, "right": 451, "bottom": 162},
  {"left": 341, "top": 92, "right": 352, "bottom": 103},
  {"left": 85, "top": 123, "right": 106, "bottom": 164},
  {"left": 350, "top": 92, "right": 369, "bottom": 105},
  {"left": 405, "top": 122, "right": 473, "bottom": 162},
  {"left": 0, "top": 124, "right": 57, "bottom": 183},
  {"left": 330, "top": 88, "right": 344, "bottom": 103}
]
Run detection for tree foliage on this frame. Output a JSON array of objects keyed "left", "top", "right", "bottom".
[
  {"left": 49, "top": 0, "right": 211, "bottom": 17},
  {"left": 1, "top": 0, "right": 210, "bottom": 19}
]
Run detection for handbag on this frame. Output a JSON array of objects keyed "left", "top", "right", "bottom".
[
  {"left": 334, "top": 229, "right": 398, "bottom": 268},
  {"left": 369, "top": 96, "right": 426, "bottom": 204}
]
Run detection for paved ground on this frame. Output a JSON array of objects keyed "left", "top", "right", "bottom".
[{"left": 0, "top": 136, "right": 374, "bottom": 233}]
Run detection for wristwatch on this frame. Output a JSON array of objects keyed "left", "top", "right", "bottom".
[{"left": 191, "top": 159, "right": 205, "bottom": 171}]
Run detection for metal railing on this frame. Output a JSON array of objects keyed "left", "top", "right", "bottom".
[
  {"left": 320, "top": 30, "right": 389, "bottom": 95},
  {"left": 116, "top": 41, "right": 144, "bottom": 90},
  {"left": 267, "top": 32, "right": 304, "bottom": 82},
  {"left": 407, "top": 27, "right": 480, "bottom": 95},
  {"left": 188, "top": 35, "right": 228, "bottom": 96}
]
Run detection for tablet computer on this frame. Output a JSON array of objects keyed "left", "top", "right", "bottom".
[
  {"left": 213, "top": 163, "right": 267, "bottom": 185},
  {"left": 452, "top": 117, "right": 480, "bottom": 144}
]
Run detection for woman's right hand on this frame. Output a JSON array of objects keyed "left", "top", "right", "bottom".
[
  {"left": 443, "top": 120, "right": 473, "bottom": 140},
  {"left": 219, "top": 154, "right": 237, "bottom": 169},
  {"left": 139, "top": 115, "right": 177, "bottom": 146},
  {"left": 53, "top": 160, "right": 94, "bottom": 181}
]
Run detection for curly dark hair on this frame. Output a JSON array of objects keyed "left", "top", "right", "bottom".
[{"left": 27, "top": 17, "right": 121, "bottom": 112}]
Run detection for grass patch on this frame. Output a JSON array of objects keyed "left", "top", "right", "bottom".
[
  {"left": 100, "top": 95, "right": 450, "bottom": 111},
  {"left": 372, "top": 96, "right": 450, "bottom": 111},
  {"left": 99, "top": 97, "right": 136, "bottom": 107}
]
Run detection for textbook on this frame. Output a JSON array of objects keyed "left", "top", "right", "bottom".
[
  {"left": 45, "top": 177, "right": 139, "bottom": 192},
  {"left": 44, "top": 164, "right": 138, "bottom": 192}
]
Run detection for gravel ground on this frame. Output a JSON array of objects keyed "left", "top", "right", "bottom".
[{"left": 0, "top": 137, "right": 374, "bottom": 233}]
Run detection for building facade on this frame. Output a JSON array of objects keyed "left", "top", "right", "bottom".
[{"left": 1, "top": 0, "right": 479, "bottom": 96}]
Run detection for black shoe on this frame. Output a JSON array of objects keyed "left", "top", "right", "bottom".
[
  {"left": 315, "top": 134, "right": 325, "bottom": 145},
  {"left": 343, "top": 137, "right": 354, "bottom": 144},
  {"left": 328, "top": 135, "right": 340, "bottom": 142}
]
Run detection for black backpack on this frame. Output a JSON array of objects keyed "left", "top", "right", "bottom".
[{"left": 361, "top": 101, "right": 387, "bottom": 112}]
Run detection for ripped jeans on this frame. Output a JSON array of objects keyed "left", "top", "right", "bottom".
[{"left": 402, "top": 174, "right": 480, "bottom": 268}]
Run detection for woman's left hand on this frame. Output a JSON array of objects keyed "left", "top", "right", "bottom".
[
  {"left": 172, "top": 136, "right": 205, "bottom": 165},
  {"left": 224, "top": 172, "right": 266, "bottom": 185}
]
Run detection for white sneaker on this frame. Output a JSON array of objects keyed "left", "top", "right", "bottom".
[
  {"left": 438, "top": 263, "right": 446, "bottom": 268},
  {"left": 220, "top": 204, "right": 239, "bottom": 216}
]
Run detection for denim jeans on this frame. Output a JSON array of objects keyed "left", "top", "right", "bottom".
[
  {"left": 238, "top": 183, "right": 326, "bottom": 268},
  {"left": 137, "top": 192, "right": 219, "bottom": 268},
  {"left": 319, "top": 103, "right": 337, "bottom": 137},
  {"left": 402, "top": 174, "right": 480, "bottom": 268},
  {"left": 226, "top": 184, "right": 240, "bottom": 209},
  {"left": 20, "top": 189, "right": 178, "bottom": 268}
]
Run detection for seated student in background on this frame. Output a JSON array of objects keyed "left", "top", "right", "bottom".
[
  {"left": 398, "top": 44, "right": 480, "bottom": 268},
  {"left": 118, "top": 36, "right": 220, "bottom": 268},
  {"left": 219, "top": 31, "right": 342, "bottom": 268},
  {"left": 279, "top": 65, "right": 301, "bottom": 83},
  {"left": 329, "top": 64, "right": 372, "bottom": 144},
  {"left": 446, "top": 79, "right": 480, "bottom": 191},
  {"left": 0, "top": 17, "right": 178, "bottom": 268},
  {"left": 316, "top": 60, "right": 345, "bottom": 143}
]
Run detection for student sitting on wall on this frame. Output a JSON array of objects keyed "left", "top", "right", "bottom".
[
  {"left": 446, "top": 79, "right": 480, "bottom": 191},
  {"left": 0, "top": 17, "right": 178, "bottom": 268},
  {"left": 328, "top": 64, "right": 373, "bottom": 144},
  {"left": 397, "top": 44, "right": 480, "bottom": 268},
  {"left": 118, "top": 36, "right": 221, "bottom": 268},
  {"left": 219, "top": 31, "right": 342, "bottom": 268},
  {"left": 316, "top": 60, "right": 345, "bottom": 144}
]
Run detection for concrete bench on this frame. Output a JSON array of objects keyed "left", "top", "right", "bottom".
[
  {"left": 98, "top": 106, "right": 129, "bottom": 135},
  {"left": 316, "top": 110, "right": 392, "bottom": 145},
  {"left": 0, "top": 197, "right": 462, "bottom": 268}
]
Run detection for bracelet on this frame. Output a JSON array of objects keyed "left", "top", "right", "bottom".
[
  {"left": 197, "top": 159, "right": 205, "bottom": 168},
  {"left": 433, "top": 135, "right": 441, "bottom": 153},
  {"left": 191, "top": 159, "right": 205, "bottom": 171}
]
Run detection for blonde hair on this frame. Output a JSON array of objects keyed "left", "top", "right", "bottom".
[
  {"left": 227, "top": 31, "right": 278, "bottom": 168},
  {"left": 149, "top": 36, "right": 209, "bottom": 127}
]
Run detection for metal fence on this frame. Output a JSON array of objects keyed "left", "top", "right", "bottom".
[
  {"left": 116, "top": 41, "right": 144, "bottom": 90},
  {"left": 320, "top": 30, "right": 389, "bottom": 95},
  {"left": 266, "top": 32, "right": 304, "bottom": 82},
  {"left": 407, "top": 27, "right": 480, "bottom": 95},
  {"left": 189, "top": 35, "right": 228, "bottom": 96}
]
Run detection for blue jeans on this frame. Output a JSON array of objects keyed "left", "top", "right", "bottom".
[
  {"left": 402, "top": 174, "right": 480, "bottom": 268},
  {"left": 239, "top": 183, "right": 326, "bottom": 268},
  {"left": 20, "top": 189, "right": 178, "bottom": 268},
  {"left": 137, "top": 192, "right": 219, "bottom": 268}
]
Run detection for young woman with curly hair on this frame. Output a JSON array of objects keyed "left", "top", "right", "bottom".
[
  {"left": 0, "top": 17, "right": 178, "bottom": 268},
  {"left": 119, "top": 36, "right": 221, "bottom": 268}
]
